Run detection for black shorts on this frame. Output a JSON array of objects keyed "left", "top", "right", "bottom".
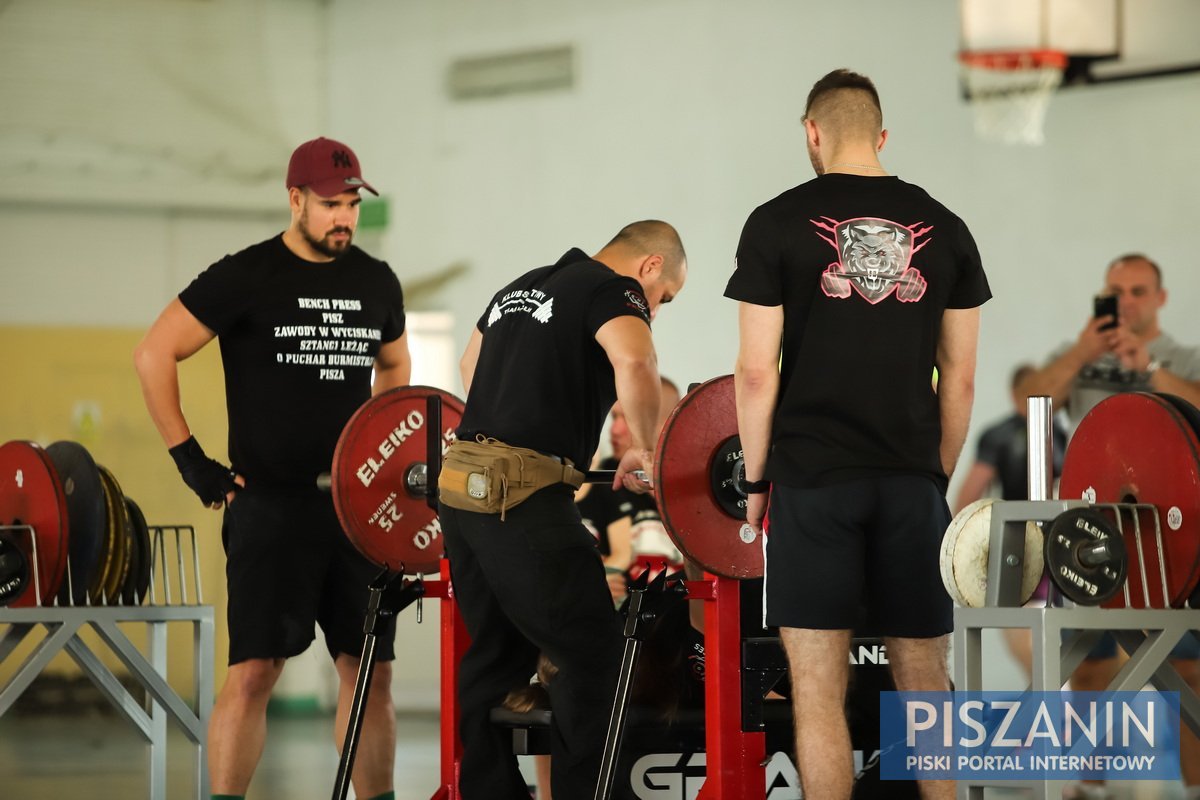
[
  {"left": 763, "top": 475, "right": 952, "bottom": 638},
  {"left": 221, "top": 486, "right": 395, "bottom": 665}
]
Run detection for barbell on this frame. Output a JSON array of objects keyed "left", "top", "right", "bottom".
[{"left": 327, "top": 376, "right": 762, "bottom": 578}]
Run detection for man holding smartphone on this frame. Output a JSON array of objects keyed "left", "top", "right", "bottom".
[
  {"left": 1017, "top": 252, "right": 1200, "bottom": 800},
  {"left": 1016, "top": 253, "right": 1200, "bottom": 422}
]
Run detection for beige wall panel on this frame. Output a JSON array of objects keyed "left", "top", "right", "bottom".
[{"left": 0, "top": 325, "right": 231, "bottom": 697}]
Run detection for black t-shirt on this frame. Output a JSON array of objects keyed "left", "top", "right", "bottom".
[
  {"left": 179, "top": 235, "right": 405, "bottom": 487},
  {"left": 577, "top": 456, "right": 677, "bottom": 560},
  {"left": 725, "top": 174, "right": 991, "bottom": 491},
  {"left": 577, "top": 457, "right": 619, "bottom": 554},
  {"left": 974, "top": 413, "right": 1068, "bottom": 501},
  {"left": 458, "top": 249, "right": 651, "bottom": 468}
]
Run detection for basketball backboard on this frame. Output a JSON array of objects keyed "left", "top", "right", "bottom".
[{"left": 961, "top": 0, "right": 1200, "bottom": 87}]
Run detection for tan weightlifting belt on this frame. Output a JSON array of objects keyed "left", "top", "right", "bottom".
[{"left": 438, "top": 436, "right": 585, "bottom": 520}]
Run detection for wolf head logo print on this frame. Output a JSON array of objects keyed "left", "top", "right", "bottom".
[{"left": 813, "top": 217, "right": 932, "bottom": 304}]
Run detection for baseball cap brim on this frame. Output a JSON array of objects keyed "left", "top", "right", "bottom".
[{"left": 307, "top": 176, "right": 379, "bottom": 198}]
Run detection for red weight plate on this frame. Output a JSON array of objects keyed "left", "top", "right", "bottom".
[
  {"left": 331, "top": 386, "right": 464, "bottom": 573},
  {"left": 654, "top": 374, "right": 763, "bottom": 579},
  {"left": 0, "top": 441, "right": 68, "bottom": 606},
  {"left": 1059, "top": 393, "right": 1200, "bottom": 609}
]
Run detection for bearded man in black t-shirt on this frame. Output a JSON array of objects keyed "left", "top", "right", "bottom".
[
  {"left": 440, "top": 220, "right": 686, "bottom": 800},
  {"left": 726, "top": 70, "right": 990, "bottom": 800},
  {"left": 134, "top": 138, "right": 410, "bottom": 800}
]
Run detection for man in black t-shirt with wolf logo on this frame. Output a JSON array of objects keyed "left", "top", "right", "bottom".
[{"left": 726, "top": 69, "right": 991, "bottom": 800}]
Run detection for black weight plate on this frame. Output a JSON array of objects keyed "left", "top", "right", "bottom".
[
  {"left": 1045, "top": 507, "right": 1128, "bottom": 605},
  {"left": 121, "top": 497, "right": 151, "bottom": 605},
  {"left": 0, "top": 534, "right": 30, "bottom": 605},
  {"left": 708, "top": 435, "right": 747, "bottom": 519},
  {"left": 1159, "top": 394, "right": 1200, "bottom": 610},
  {"left": 96, "top": 465, "right": 131, "bottom": 604},
  {"left": 45, "top": 441, "right": 106, "bottom": 605}
]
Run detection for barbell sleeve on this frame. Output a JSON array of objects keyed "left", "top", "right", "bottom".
[{"left": 1078, "top": 538, "right": 1119, "bottom": 568}]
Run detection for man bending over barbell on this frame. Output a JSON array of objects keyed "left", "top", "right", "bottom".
[{"left": 437, "top": 220, "right": 687, "bottom": 799}]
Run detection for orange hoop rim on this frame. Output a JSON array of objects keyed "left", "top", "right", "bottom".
[{"left": 958, "top": 49, "right": 1068, "bottom": 71}]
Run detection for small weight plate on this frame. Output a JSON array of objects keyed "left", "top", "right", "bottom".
[
  {"left": 0, "top": 534, "right": 30, "bottom": 605},
  {"left": 708, "top": 435, "right": 747, "bottom": 519},
  {"left": 1044, "top": 507, "right": 1127, "bottom": 605}
]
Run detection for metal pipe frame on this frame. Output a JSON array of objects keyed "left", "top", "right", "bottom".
[
  {"left": 0, "top": 603, "right": 215, "bottom": 800},
  {"left": 0, "top": 524, "right": 214, "bottom": 800},
  {"left": 954, "top": 604, "right": 1200, "bottom": 800}
]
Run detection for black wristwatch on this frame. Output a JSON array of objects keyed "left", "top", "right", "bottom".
[{"left": 738, "top": 476, "right": 771, "bottom": 495}]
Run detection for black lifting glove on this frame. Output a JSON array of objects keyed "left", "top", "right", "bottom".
[{"left": 168, "top": 436, "right": 239, "bottom": 506}]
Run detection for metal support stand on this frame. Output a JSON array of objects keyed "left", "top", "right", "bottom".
[
  {"left": 954, "top": 397, "right": 1200, "bottom": 798},
  {"left": 594, "top": 569, "right": 687, "bottom": 800},
  {"left": 428, "top": 561, "right": 465, "bottom": 800},
  {"left": 694, "top": 572, "right": 767, "bottom": 800},
  {"left": 0, "top": 525, "right": 214, "bottom": 800},
  {"left": 332, "top": 567, "right": 426, "bottom": 800},
  {"left": 955, "top": 605, "right": 1200, "bottom": 799}
]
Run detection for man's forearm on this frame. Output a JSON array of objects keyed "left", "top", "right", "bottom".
[
  {"left": 1016, "top": 348, "right": 1086, "bottom": 408},
  {"left": 372, "top": 364, "right": 410, "bottom": 395},
  {"left": 1149, "top": 369, "right": 1200, "bottom": 410},
  {"left": 133, "top": 347, "right": 192, "bottom": 448},
  {"left": 734, "top": 364, "right": 779, "bottom": 481},
  {"left": 938, "top": 374, "right": 975, "bottom": 480},
  {"left": 613, "top": 356, "right": 660, "bottom": 452}
]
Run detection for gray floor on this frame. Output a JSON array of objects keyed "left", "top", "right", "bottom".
[
  {"left": 0, "top": 711, "right": 1189, "bottom": 799},
  {"left": 0, "top": 711, "right": 447, "bottom": 800}
]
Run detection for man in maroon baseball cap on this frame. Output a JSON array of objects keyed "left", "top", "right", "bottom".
[
  {"left": 287, "top": 136, "right": 379, "bottom": 198},
  {"left": 135, "top": 136, "right": 408, "bottom": 800}
]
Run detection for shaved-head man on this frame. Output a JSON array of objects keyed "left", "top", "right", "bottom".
[{"left": 441, "top": 219, "right": 686, "bottom": 799}]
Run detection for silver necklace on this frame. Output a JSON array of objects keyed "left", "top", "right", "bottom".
[{"left": 828, "top": 162, "right": 887, "bottom": 171}]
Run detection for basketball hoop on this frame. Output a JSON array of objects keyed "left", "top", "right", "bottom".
[{"left": 959, "top": 49, "right": 1067, "bottom": 146}]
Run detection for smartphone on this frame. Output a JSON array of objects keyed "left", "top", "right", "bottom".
[{"left": 1093, "top": 294, "right": 1118, "bottom": 331}]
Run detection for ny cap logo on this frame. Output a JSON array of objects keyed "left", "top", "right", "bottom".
[{"left": 331, "top": 150, "right": 353, "bottom": 169}]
